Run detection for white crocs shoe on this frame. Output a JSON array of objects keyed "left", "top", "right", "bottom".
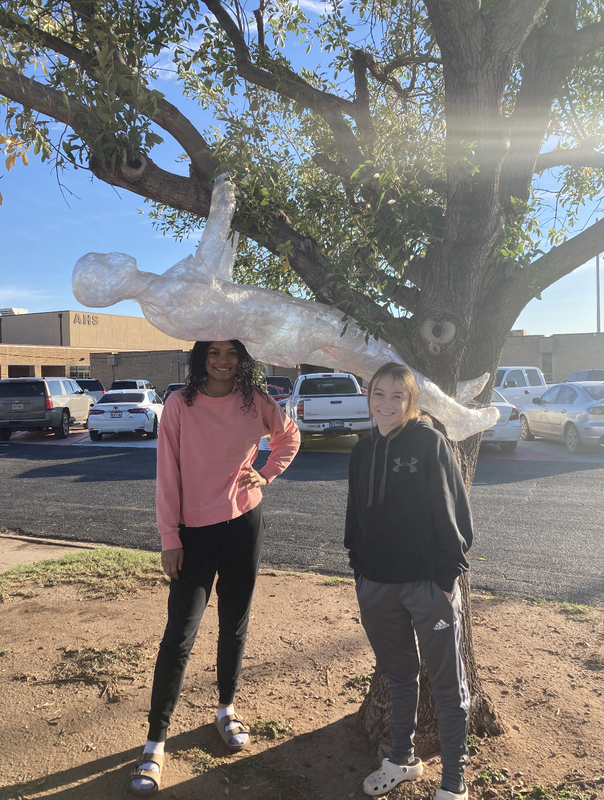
[
  {"left": 435, "top": 788, "right": 468, "bottom": 800},
  {"left": 363, "top": 757, "right": 423, "bottom": 796}
]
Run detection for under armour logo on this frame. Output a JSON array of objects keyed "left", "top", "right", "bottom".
[{"left": 393, "top": 457, "right": 418, "bottom": 473}]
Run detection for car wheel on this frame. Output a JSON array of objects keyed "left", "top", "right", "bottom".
[
  {"left": 564, "top": 423, "right": 583, "bottom": 454},
  {"left": 53, "top": 411, "right": 70, "bottom": 439},
  {"left": 0, "top": 429, "right": 11, "bottom": 441},
  {"left": 89, "top": 430, "right": 103, "bottom": 441},
  {"left": 147, "top": 416, "right": 158, "bottom": 439},
  {"left": 500, "top": 441, "right": 518, "bottom": 454},
  {"left": 520, "top": 416, "right": 535, "bottom": 441}
]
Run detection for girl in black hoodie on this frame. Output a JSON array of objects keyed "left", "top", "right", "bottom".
[{"left": 345, "top": 363, "right": 473, "bottom": 799}]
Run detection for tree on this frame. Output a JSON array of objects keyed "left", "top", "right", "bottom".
[{"left": 2, "top": 0, "right": 604, "bottom": 757}]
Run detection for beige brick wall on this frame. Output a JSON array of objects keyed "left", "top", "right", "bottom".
[
  {"left": 550, "top": 333, "right": 604, "bottom": 381},
  {"left": 500, "top": 333, "right": 604, "bottom": 382},
  {"left": 499, "top": 335, "right": 542, "bottom": 369},
  {"left": 0, "top": 344, "right": 102, "bottom": 380},
  {"left": 90, "top": 350, "right": 192, "bottom": 394},
  {"left": 1, "top": 310, "right": 193, "bottom": 351}
]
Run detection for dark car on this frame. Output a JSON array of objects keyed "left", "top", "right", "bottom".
[
  {"left": 263, "top": 376, "right": 294, "bottom": 406},
  {"left": 110, "top": 379, "right": 154, "bottom": 391},
  {"left": 163, "top": 383, "right": 186, "bottom": 401},
  {"left": 74, "top": 378, "right": 106, "bottom": 403},
  {"left": 564, "top": 369, "right": 604, "bottom": 382}
]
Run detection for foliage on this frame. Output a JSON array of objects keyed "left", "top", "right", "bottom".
[
  {"left": 476, "top": 765, "right": 510, "bottom": 785},
  {"left": 250, "top": 718, "right": 292, "bottom": 739},
  {"left": 512, "top": 784, "right": 591, "bottom": 800},
  {"left": 1, "top": 0, "right": 604, "bottom": 371}
]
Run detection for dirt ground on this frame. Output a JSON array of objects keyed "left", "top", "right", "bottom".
[{"left": 1, "top": 571, "right": 604, "bottom": 800}]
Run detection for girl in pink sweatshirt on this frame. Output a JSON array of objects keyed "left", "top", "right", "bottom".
[{"left": 130, "top": 340, "right": 300, "bottom": 796}]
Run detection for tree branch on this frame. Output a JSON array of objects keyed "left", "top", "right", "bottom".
[
  {"left": 0, "top": 63, "right": 96, "bottom": 140},
  {"left": 358, "top": 51, "right": 412, "bottom": 100},
  {"left": 0, "top": 8, "right": 218, "bottom": 179},
  {"left": 311, "top": 153, "right": 351, "bottom": 180},
  {"left": 351, "top": 49, "right": 374, "bottom": 134},
  {"left": 535, "top": 147, "right": 604, "bottom": 172},
  {"left": 499, "top": 0, "right": 579, "bottom": 207},
  {"left": 577, "top": 19, "right": 604, "bottom": 56},
  {"left": 202, "top": 0, "right": 367, "bottom": 172},
  {"left": 202, "top": 0, "right": 358, "bottom": 120},
  {"left": 525, "top": 218, "right": 604, "bottom": 293},
  {"left": 486, "top": 0, "right": 549, "bottom": 56}
]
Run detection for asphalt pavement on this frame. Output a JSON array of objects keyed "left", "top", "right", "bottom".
[{"left": 1, "top": 431, "right": 603, "bottom": 605}]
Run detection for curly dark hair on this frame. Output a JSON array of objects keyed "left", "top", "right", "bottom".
[{"left": 182, "top": 340, "right": 267, "bottom": 414}]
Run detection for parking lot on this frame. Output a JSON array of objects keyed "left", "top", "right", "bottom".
[
  {"left": 3, "top": 423, "right": 604, "bottom": 462},
  {"left": 1, "top": 427, "right": 604, "bottom": 605}
]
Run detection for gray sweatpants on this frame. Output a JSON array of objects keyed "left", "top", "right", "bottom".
[{"left": 356, "top": 577, "right": 470, "bottom": 792}]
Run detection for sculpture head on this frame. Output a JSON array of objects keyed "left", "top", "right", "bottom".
[{"left": 72, "top": 252, "right": 143, "bottom": 307}]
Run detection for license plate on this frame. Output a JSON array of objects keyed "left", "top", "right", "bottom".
[
  {"left": 12, "top": 403, "right": 23, "bottom": 410},
  {"left": 110, "top": 412, "right": 122, "bottom": 418},
  {"left": 329, "top": 420, "right": 344, "bottom": 428},
  {"left": 482, "top": 430, "right": 494, "bottom": 439}
]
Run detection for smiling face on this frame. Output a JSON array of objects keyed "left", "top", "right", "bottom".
[
  {"left": 205, "top": 341, "right": 239, "bottom": 394},
  {"left": 369, "top": 375, "right": 411, "bottom": 436}
]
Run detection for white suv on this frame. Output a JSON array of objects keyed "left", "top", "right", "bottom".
[{"left": 494, "top": 366, "right": 547, "bottom": 407}]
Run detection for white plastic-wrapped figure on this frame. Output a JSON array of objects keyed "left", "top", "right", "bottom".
[{"left": 73, "top": 175, "right": 498, "bottom": 440}]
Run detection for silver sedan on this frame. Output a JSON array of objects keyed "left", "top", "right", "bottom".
[{"left": 519, "top": 381, "right": 604, "bottom": 454}]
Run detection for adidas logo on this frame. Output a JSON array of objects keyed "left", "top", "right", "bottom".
[{"left": 433, "top": 619, "right": 450, "bottom": 631}]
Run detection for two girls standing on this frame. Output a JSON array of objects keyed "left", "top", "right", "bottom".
[{"left": 131, "top": 347, "right": 473, "bottom": 800}]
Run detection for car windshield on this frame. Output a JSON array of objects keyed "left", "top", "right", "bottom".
[
  {"left": 77, "top": 379, "right": 103, "bottom": 390},
  {"left": 584, "top": 385, "right": 604, "bottom": 401},
  {"left": 111, "top": 381, "right": 137, "bottom": 389},
  {"left": 0, "top": 382, "right": 45, "bottom": 397},
  {"left": 299, "top": 377, "right": 357, "bottom": 394},
  {"left": 268, "top": 377, "right": 293, "bottom": 391},
  {"left": 98, "top": 392, "right": 145, "bottom": 404},
  {"left": 266, "top": 385, "right": 286, "bottom": 396},
  {"left": 491, "top": 390, "right": 505, "bottom": 403},
  {"left": 588, "top": 370, "right": 604, "bottom": 381}
]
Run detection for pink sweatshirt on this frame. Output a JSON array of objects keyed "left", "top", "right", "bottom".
[{"left": 156, "top": 387, "right": 300, "bottom": 550}]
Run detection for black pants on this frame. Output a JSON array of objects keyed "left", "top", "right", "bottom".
[{"left": 147, "top": 504, "right": 265, "bottom": 742}]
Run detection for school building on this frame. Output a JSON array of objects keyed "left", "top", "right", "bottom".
[{"left": 1, "top": 308, "right": 602, "bottom": 392}]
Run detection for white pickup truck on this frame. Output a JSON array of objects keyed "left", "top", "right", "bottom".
[{"left": 285, "top": 372, "right": 371, "bottom": 447}]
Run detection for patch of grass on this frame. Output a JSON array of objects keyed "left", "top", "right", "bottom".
[
  {"left": 467, "top": 733, "right": 482, "bottom": 756},
  {"left": 53, "top": 642, "right": 151, "bottom": 700},
  {"left": 346, "top": 674, "right": 372, "bottom": 687},
  {"left": 323, "top": 576, "right": 355, "bottom": 586},
  {"left": 513, "top": 784, "right": 591, "bottom": 800},
  {"left": 477, "top": 766, "right": 509, "bottom": 786},
  {"left": 0, "top": 548, "right": 167, "bottom": 601},
  {"left": 250, "top": 719, "right": 292, "bottom": 740},
  {"left": 174, "top": 747, "right": 226, "bottom": 775},
  {"left": 0, "top": 648, "right": 11, "bottom": 657}
]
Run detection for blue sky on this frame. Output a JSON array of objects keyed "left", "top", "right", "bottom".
[{"left": 0, "top": 16, "right": 602, "bottom": 337}]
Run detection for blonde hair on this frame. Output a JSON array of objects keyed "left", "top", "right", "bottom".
[{"left": 367, "top": 363, "right": 421, "bottom": 429}]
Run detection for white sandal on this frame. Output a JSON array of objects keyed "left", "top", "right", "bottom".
[{"left": 363, "top": 757, "right": 423, "bottom": 796}]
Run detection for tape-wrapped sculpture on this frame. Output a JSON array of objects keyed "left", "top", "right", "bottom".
[{"left": 73, "top": 175, "right": 498, "bottom": 440}]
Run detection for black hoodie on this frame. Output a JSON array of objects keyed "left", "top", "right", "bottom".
[{"left": 344, "top": 418, "right": 473, "bottom": 592}]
